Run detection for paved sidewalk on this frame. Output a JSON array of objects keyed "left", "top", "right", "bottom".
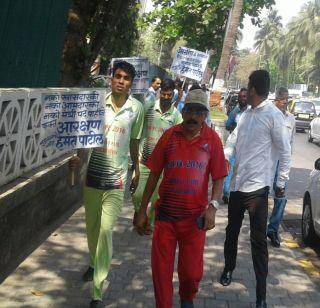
[{"left": 0, "top": 197, "right": 319, "bottom": 308}]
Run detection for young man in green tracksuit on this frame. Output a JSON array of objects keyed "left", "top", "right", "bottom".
[{"left": 70, "top": 61, "right": 144, "bottom": 308}]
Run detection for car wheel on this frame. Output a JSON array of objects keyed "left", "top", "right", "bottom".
[
  {"left": 308, "top": 129, "right": 314, "bottom": 143},
  {"left": 302, "top": 202, "right": 317, "bottom": 245}
]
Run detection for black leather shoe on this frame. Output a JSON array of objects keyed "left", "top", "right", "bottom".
[
  {"left": 219, "top": 269, "right": 233, "bottom": 286},
  {"left": 256, "top": 299, "right": 267, "bottom": 308},
  {"left": 89, "top": 300, "right": 104, "bottom": 308},
  {"left": 181, "top": 300, "right": 194, "bottom": 308},
  {"left": 82, "top": 266, "right": 94, "bottom": 281},
  {"left": 267, "top": 232, "right": 280, "bottom": 248}
]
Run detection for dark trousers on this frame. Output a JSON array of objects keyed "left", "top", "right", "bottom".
[{"left": 224, "top": 187, "right": 269, "bottom": 301}]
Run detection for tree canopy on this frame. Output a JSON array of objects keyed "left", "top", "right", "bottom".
[
  {"left": 143, "top": 0, "right": 275, "bottom": 68},
  {"left": 60, "top": 0, "right": 140, "bottom": 86},
  {"left": 251, "top": 0, "right": 320, "bottom": 92}
]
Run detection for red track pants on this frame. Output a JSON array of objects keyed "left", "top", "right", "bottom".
[{"left": 151, "top": 218, "right": 206, "bottom": 308}]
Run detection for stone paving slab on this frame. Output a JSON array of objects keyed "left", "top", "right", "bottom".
[{"left": 0, "top": 197, "right": 319, "bottom": 308}]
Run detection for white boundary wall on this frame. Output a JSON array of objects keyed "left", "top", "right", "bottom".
[{"left": 0, "top": 88, "right": 105, "bottom": 187}]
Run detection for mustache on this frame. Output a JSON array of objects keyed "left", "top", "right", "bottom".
[
  {"left": 160, "top": 99, "right": 172, "bottom": 105},
  {"left": 186, "top": 119, "right": 198, "bottom": 125}
]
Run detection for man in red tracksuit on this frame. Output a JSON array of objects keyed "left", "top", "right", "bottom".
[{"left": 136, "top": 89, "right": 227, "bottom": 308}]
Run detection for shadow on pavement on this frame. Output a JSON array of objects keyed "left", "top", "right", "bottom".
[{"left": 1, "top": 201, "right": 320, "bottom": 307}]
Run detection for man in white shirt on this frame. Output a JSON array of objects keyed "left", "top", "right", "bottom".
[
  {"left": 267, "top": 87, "right": 295, "bottom": 247},
  {"left": 145, "top": 76, "right": 161, "bottom": 102},
  {"left": 219, "top": 70, "right": 291, "bottom": 308}
]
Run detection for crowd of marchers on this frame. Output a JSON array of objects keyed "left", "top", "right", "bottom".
[{"left": 69, "top": 61, "right": 292, "bottom": 308}]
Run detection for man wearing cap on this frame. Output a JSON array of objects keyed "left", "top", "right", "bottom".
[{"left": 136, "top": 89, "right": 227, "bottom": 308}]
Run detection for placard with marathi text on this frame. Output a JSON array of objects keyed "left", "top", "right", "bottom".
[
  {"left": 40, "top": 91, "right": 106, "bottom": 151},
  {"left": 171, "top": 47, "right": 209, "bottom": 82}
]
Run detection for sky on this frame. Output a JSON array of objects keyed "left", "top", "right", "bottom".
[
  {"left": 144, "top": 0, "right": 153, "bottom": 13},
  {"left": 238, "top": 0, "right": 310, "bottom": 50},
  {"left": 144, "top": 0, "right": 310, "bottom": 50}
]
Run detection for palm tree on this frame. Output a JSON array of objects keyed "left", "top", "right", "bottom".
[
  {"left": 283, "top": 0, "right": 320, "bottom": 87},
  {"left": 307, "top": 50, "right": 320, "bottom": 94},
  {"left": 254, "top": 9, "right": 282, "bottom": 70},
  {"left": 271, "top": 34, "right": 290, "bottom": 86},
  {"left": 213, "top": 0, "right": 244, "bottom": 90}
]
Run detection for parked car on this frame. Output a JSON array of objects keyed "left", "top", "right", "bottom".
[
  {"left": 308, "top": 115, "right": 320, "bottom": 143},
  {"left": 311, "top": 99, "right": 320, "bottom": 115},
  {"left": 302, "top": 158, "right": 320, "bottom": 245},
  {"left": 290, "top": 101, "right": 316, "bottom": 132}
]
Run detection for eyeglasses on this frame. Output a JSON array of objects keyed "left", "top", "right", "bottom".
[{"left": 182, "top": 109, "right": 208, "bottom": 116}]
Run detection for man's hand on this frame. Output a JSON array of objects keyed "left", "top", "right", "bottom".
[
  {"left": 227, "top": 124, "right": 236, "bottom": 133},
  {"left": 69, "top": 156, "right": 81, "bottom": 171},
  {"left": 275, "top": 186, "right": 285, "bottom": 198},
  {"left": 203, "top": 206, "right": 216, "bottom": 231},
  {"left": 135, "top": 210, "right": 152, "bottom": 236},
  {"left": 130, "top": 171, "right": 140, "bottom": 195}
]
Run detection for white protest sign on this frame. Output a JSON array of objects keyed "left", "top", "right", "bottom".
[
  {"left": 171, "top": 47, "right": 209, "bottom": 81},
  {"left": 111, "top": 57, "right": 150, "bottom": 94},
  {"left": 40, "top": 91, "right": 106, "bottom": 151}
]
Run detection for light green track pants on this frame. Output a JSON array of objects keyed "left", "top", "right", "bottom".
[
  {"left": 84, "top": 186, "right": 124, "bottom": 300},
  {"left": 131, "top": 163, "right": 161, "bottom": 224}
]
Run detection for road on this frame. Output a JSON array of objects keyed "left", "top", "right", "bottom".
[
  {"left": 287, "top": 130, "right": 319, "bottom": 205},
  {"left": 282, "top": 130, "right": 320, "bottom": 265}
]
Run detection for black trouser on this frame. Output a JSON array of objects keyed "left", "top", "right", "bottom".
[{"left": 224, "top": 187, "right": 269, "bottom": 301}]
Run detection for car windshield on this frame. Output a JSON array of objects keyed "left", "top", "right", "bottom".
[{"left": 294, "top": 102, "right": 315, "bottom": 112}]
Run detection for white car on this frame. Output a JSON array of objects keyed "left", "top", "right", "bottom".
[
  {"left": 308, "top": 115, "right": 320, "bottom": 143},
  {"left": 302, "top": 158, "right": 320, "bottom": 244}
]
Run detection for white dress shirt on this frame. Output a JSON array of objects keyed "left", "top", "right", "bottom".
[
  {"left": 145, "top": 86, "right": 157, "bottom": 102},
  {"left": 224, "top": 99, "right": 291, "bottom": 193},
  {"left": 284, "top": 111, "right": 295, "bottom": 150}
]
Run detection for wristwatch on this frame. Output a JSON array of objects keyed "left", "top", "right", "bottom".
[{"left": 209, "top": 200, "right": 220, "bottom": 210}]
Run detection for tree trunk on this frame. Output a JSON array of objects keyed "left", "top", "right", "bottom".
[
  {"left": 202, "top": 50, "right": 214, "bottom": 84},
  {"left": 213, "top": 0, "right": 243, "bottom": 91},
  {"left": 60, "top": 0, "right": 133, "bottom": 87},
  {"left": 60, "top": 1, "right": 94, "bottom": 87}
]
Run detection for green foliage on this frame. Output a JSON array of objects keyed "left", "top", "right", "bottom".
[
  {"left": 142, "top": 0, "right": 274, "bottom": 69},
  {"left": 254, "top": 9, "right": 282, "bottom": 58},
  {"left": 253, "top": 0, "right": 320, "bottom": 92},
  {"left": 134, "top": 26, "right": 160, "bottom": 64},
  {"left": 100, "top": 2, "right": 140, "bottom": 68},
  {"left": 234, "top": 52, "right": 259, "bottom": 86},
  {"left": 61, "top": 0, "right": 140, "bottom": 86}
]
